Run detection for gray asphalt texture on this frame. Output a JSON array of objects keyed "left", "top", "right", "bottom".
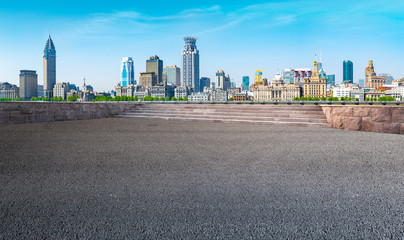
[{"left": 1, "top": 118, "right": 404, "bottom": 239}]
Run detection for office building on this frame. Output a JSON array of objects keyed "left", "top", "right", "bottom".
[
  {"left": 163, "top": 65, "right": 180, "bottom": 86},
  {"left": 139, "top": 72, "right": 157, "bottom": 89},
  {"left": 292, "top": 69, "right": 311, "bottom": 83},
  {"left": 182, "top": 37, "right": 200, "bottom": 92},
  {"left": 53, "top": 82, "right": 76, "bottom": 100},
  {"left": 43, "top": 35, "right": 56, "bottom": 98},
  {"left": 146, "top": 56, "right": 163, "bottom": 84},
  {"left": 200, "top": 77, "right": 210, "bottom": 91},
  {"left": 37, "top": 85, "right": 44, "bottom": 98},
  {"left": 151, "top": 85, "right": 174, "bottom": 99},
  {"left": 358, "top": 79, "right": 365, "bottom": 87},
  {"left": 174, "top": 86, "right": 191, "bottom": 98},
  {"left": 379, "top": 73, "right": 394, "bottom": 85},
  {"left": 282, "top": 69, "right": 292, "bottom": 84},
  {"left": 326, "top": 74, "right": 335, "bottom": 87},
  {"left": 19, "top": 70, "right": 38, "bottom": 100},
  {"left": 121, "top": 57, "right": 134, "bottom": 87},
  {"left": 343, "top": 60, "right": 353, "bottom": 84},
  {"left": 215, "top": 70, "right": 230, "bottom": 91},
  {"left": 303, "top": 61, "right": 327, "bottom": 98},
  {"left": 189, "top": 92, "right": 209, "bottom": 101},
  {"left": 0, "top": 82, "right": 19, "bottom": 99},
  {"left": 242, "top": 76, "right": 250, "bottom": 91},
  {"left": 255, "top": 70, "right": 263, "bottom": 84}
]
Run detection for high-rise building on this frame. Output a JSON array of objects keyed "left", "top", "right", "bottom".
[
  {"left": 146, "top": 56, "right": 163, "bottom": 85},
  {"left": 43, "top": 35, "right": 56, "bottom": 98},
  {"left": 215, "top": 70, "right": 230, "bottom": 91},
  {"left": 200, "top": 77, "right": 210, "bottom": 91},
  {"left": 37, "top": 85, "right": 44, "bottom": 98},
  {"left": 358, "top": 79, "right": 365, "bottom": 87},
  {"left": 242, "top": 76, "right": 250, "bottom": 91},
  {"left": 121, "top": 57, "right": 134, "bottom": 87},
  {"left": 139, "top": 72, "right": 157, "bottom": 89},
  {"left": 163, "top": 65, "right": 180, "bottom": 86},
  {"left": 365, "top": 60, "right": 386, "bottom": 89},
  {"left": 326, "top": 74, "right": 336, "bottom": 86},
  {"left": 182, "top": 37, "right": 200, "bottom": 92},
  {"left": 20, "top": 70, "right": 38, "bottom": 100},
  {"left": 343, "top": 60, "right": 353, "bottom": 84}
]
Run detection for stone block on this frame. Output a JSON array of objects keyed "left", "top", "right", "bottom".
[
  {"left": 331, "top": 116, "right": 344, "bottom": 129},
  {"left": 361, "top": 117, "right": 381, "bottom": 133},
  {"left": 34, "top": 103, "right": 48, "bottom": 113},
  {"left": 1, "top": 103, "right": 20, "bottom": 111},
  {"left": 344, "top": 117, "right": 362, "bottom": 131},
  {"left": 372, "top": 108, "right": 392, "bottom": 122},
  {"left": 331, "top": 107, "right": 353, "bottom": 117},
  {"left": 54, "top": 110, "right": 75, "bottom": 121},
  {"left": 392, "top": 108, "right": 404, "bottom": 123},
  {"left": 321, "top": 107, "right": 333, "bottom": 124},
  {"left": 401, "top": 124, "right": 404, "bottom": 135},
  {"left": 381, "top": 123, "right": 401, "bottom": 134},
  {"left": 353, "top": 107, "right": 371, "bottom": 117},
  {"left": 19, "top": 103, "right": 35, "bottom": 114},
  {"left": 10, "top": 111, "right": 27, "bottom": 124},
  {"left": 46, "top": 103, "right": 61, "bottom": 112},
  {"left": 27, "top": 114, "right": 42, "bottom": 123},
  {"left": 82, "top": 103, "right": 96, "bottom": 112}
]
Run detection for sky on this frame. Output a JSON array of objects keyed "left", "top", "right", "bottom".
[{"left": 0, "top": 0, "right": 404, "bottom": 91}]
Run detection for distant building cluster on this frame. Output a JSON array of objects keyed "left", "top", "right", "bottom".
[{"left": 3, "top": 35, "right": 403, "bottom": 102}]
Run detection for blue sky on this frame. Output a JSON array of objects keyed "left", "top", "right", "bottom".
[{"left": 1, "top": 0, "right": 403, "bottom": 91}]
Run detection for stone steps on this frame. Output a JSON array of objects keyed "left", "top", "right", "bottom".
[{"left": 117, "top": 104, "right": 331, "bottom": 128}]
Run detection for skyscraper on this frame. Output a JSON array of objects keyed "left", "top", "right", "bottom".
[
  {"left": 343, "top": 60, "right": 353, "bottom": 84},
  {"left": 215, "top": 70, "right": 230, "bottom": 91},
  {"left": 199, "top": 77, "right": 210, "bottom": 91},
  {"left": 255, "top": 70, "right": 263, "bottom": 84},
  {"left": 43, "top": 35, "right": 56, "bottom": 98},
  {"left": 146, "top": 56, "right": 163, "bottom": 85},
  {"left": 182, "top": 37, "right": 200, "bottom": 92},
  {"left": 121, "top": 57, "right": 134, "bottom": 87},
  {"left": 326, "top": 74, "right": 335, "bottom": 86},
  {"left": 20, "top": 70, "right": 38, "bottom": 100},
  {"left": 163, "top": 65, "right": 180, "bottom": 86},
  {"left": 242, "top": 76, "right": 250, "bottom": 91}
]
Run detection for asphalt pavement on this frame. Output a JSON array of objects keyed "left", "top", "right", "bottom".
[{"left": 1, "top": 118, "right": 404, "bottom": 239}]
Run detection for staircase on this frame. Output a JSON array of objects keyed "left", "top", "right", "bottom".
[{"left": 116, "top": 103, "right": 331, "bottom": 128}]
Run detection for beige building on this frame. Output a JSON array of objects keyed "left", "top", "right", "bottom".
[
  {"left": 139, "top": 72, "right": 157, "bottom": 89},
  {"left": 252, "top": 73, "right": 300, "bottom": 101},
  {"left": 19, "top": 70, "right": 38, "bottom": 100},
  {"left": 53, "top": 82, "right": 68, "bottom": 99},
  {"left": 303, "top": 61, "right": 327, "bottom": 98},
  {"left": 364, "top": 60, "right": 386, "bottom": 89}
]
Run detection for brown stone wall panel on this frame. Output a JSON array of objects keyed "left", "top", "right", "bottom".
[
  {"left": 46, "top": 103, "right": 61, "bottom": 113},
  {"left": 10, "top": 111, "right": 27, "bottom": 124},
  {"left": 54, "top": 110, "right": 67, "bottom": 121},
  {"left": 332, "top": 116, "right": 344, "bottom": 129},
  {"left": 321, "top": 107, "right": 333, "bottom": 124},
  {"left": 362, "top": 117, "right": 381, "bottom": 133},
  {"left": 19, "top": 103, "right": 34, "bottom": 114},
  {"left": 344, "top": 117, "right": 362, "bottom": 131},
  {"left": 392, "top": 108, "right": 404, "bottom": 123},
  {"left": 34, "top": 103, "right": 48, "bottom": 114},
  {"left": 381, "top": 123, "right": 401, "bottom": 134},
  {"left": 27, "top": 114, "right": 42, "bottom": 123},
  {"left": 1, "top": 103, "right": 20, "bottom": 111},
  {"left": 353, "top": 107, "right": 372, "bottom": 117},
  {"left": 372, "top": 108, "right": 392, "bottom": 122},
  {"left": 332, "top": 107, "right": 353, "bottom": 117},
  {"left": 401, "top": 124, "right": 404, "bottom": 135}
]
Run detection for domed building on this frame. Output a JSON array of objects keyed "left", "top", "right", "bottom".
[
  {"left": 303, "top": 60, "right": 327, "bottom": 98},
  {"left": 252, "top": 73, "right": 301, "bottom": 101}
]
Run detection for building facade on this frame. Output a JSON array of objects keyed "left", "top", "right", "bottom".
[
  {"left": 20, "top": 70, "right": 38, "bottom": 100},
  {"left": 215, "top": 70, "right": 230, "bottom": 91},
  {"left": 189, "top": 92, "right": 209, "bottom": 101},
  {"left": 0, "top": 82, "right": 19, "bottom": 99},
  {"left": 200, "top": 77, "right": 210, "bottom": 91},
  {"left": 43, "top": 35, "right": 56, "bottom": 98},
  {"left": 174, "top": 86, "right": 191, "bottom": 98},
  {"left": 151, "top": 85, "right": 174, "bottom": 99},
  {"left": 303, "top": 61, "right": 327, "bottom": 98},
  {"left": 163, "top": 65, "right": 180, "bottom": 86},
  {"left": 252, "top": 73, "right": 300, "bottom": 101},
  {"left": 343, "top": 60, "right": 353, "bottom": 84},
  {"left": 121, "top": 57, "right": 134, "bottom": 87},
  {"left": 146, "top": 56, "right": 163, "bottom": 85},
  {"left": 139, "top": 72, "right": 157, "bottom": 89},
  {"left": 326, "top": 74, "right": 336, "bottom": 87},
  {"left": 242, "top": 76, "right": 250, "bottom": 91},
  {"left": 182, "top": 37, "right": 200, "bottom": 92},
  {"left": 365, "top": 60, "right": 376, "bottom": 88}
]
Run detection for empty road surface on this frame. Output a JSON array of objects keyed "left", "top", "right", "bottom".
[{"left": 1, "top": 118, "right": 404, "bottom": 239}]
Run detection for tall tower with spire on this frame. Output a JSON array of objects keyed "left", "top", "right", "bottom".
[
  {"left": 182, "top": 37, "right": 200, "bottom": 92},
  {"left": 43, "top": 35, "right": 56, "bottom": 98}
]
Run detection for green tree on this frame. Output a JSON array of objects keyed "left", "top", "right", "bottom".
[
  {"left": 171, "top": 96, "right": 177, "bottom": 101},
  {"left": 293, "top": 97, "right": 299, "bottom": 101},
  {"left": 313, "top": 97, "right": 320, "bottom": 101},
  {"left": 178, "top": 97, "right": 183, "bottom": 101},
  {"left": 320, "top": 96, "right": 326, "bottom": 101},
  {"left": 184, "top": 96, "right": 188, "bottom": 101},
  {"left": 307, "top": 96, "right": 313, "bottom": 101},
  {"left": 340, "top": 96, "right": 345, "bottom": 101},
  {"left": 134, "top": 96, "right": 138, "bottom": 101},
  {"left": 159, "top": 97, "right": 165, "bottom": 101},
  {"left": 165, "top": 96, "right": 170, "bottom": 101},
  {"left": 153, "top": 96, "right": 159, "bottom": 101},
  {"left": 327, "top": 97, "right": 333, "bottom": 101},
  {"left": 333, "top": 97, "right": 338, "bottom": 101}
]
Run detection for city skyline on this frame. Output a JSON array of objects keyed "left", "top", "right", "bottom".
[{"left": 1, "top": 0, "right": 404, "bottom": 91}]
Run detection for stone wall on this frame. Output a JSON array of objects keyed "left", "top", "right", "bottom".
[
  {"left": 322, "top": 105, "right": 404, "bottom": 134},
  {"left": 0, "top": 102, "right": 137, "bottom": 125}
]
